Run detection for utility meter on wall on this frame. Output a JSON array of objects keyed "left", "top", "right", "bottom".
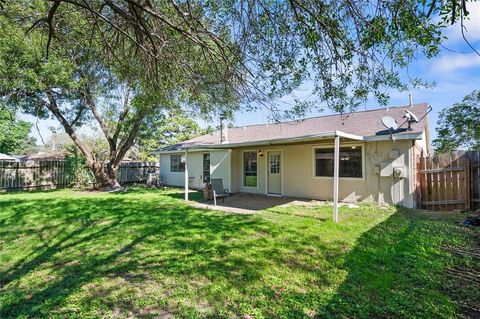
[{"left": 393, "top": 166, "right": 406, "bottom": 178}]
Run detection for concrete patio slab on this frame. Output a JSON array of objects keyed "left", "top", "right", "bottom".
[{"left": 190, "top": 192, "right": 323, "bottom": 214}]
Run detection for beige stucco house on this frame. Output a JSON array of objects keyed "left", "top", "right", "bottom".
[{"left": 156, "top": 103, "right": 431, "bottom": 208}]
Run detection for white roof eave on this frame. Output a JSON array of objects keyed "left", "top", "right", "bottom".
[
  {"left": 364, "top": 132, "right": 423, "bottom": 142},
  {"left": 155, "top": 130, "right": 424, "bottom": 154}
]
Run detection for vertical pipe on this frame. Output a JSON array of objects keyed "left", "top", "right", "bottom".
[
  {"left": 184, "top": 149, "right": 189, "bottom": 201},
  {"left": 333, "top": 134, "right": 340, "bottom": 223},
  {"left": 228, "top": 149, "right": 232, "bottom": 193}
]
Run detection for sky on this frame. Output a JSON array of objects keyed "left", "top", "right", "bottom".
[{"left": 21, "top": 3, "right": 480, "bottom": 145}]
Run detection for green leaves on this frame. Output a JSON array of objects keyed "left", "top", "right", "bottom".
[
  {"left": 0, "top": 0, "right": 465, "bottom": 119},
  {"left": 361, "top": 16, "right": 389, "bottom": 50},
  {"left": 136, "top": 111, "right": 208, "bottom": 161},
  {"left": 433, "top": 90, "right": 480, "bottom": 152},
  {"left": 0, "top": 108, "right": 35, "bottom": 154}
]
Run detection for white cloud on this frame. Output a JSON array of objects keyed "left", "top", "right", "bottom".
[
  {"left": 432, "top": 54, "right": 480, "bottom": 72},
  {"left": 443, "top": 2, "right": 480, "bottom": 45}
]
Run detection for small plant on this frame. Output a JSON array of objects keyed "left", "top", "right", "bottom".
[{"left": 64, "top": 146, "right": 94, "bottom": 188}]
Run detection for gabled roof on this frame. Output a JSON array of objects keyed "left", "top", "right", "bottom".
[{"left": 158, "top": 103, "right": 430, "bottom": 152}]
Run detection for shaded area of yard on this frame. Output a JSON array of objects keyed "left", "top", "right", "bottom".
[
  {"left": 192, "top": 192, "right": 313, "bottom": 212},
  {"left": 0, "top": 188, "right": 478, "bottom": 318}
]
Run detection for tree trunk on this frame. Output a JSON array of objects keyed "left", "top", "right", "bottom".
[
  {"left": 46, "top": 89, "right": 125, "bottom": 191},
  {"left": 89, "top": 162, "right": 121, "bottom": 190},
  {"left": 45, "top": 88, "right": 144, "bottom": 191}
]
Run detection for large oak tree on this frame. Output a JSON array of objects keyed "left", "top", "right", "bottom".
[
  {"left": 0, "top": 1, "right": 239, "bottom": 188},
  {"left": 0, "top": 0, "right": 474, "bottom": 188}
]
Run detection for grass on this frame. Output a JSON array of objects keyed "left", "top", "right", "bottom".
[
  {"left": 244, "top": 176, "right": 257, "bottom": 188},
  {"left": 0, "top": 188, "right": 479, "bottom": 318}
]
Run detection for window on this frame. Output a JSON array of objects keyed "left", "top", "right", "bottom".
[
  {"left": 269, "top": 154, "right": 280, "bottom": 174},
  {"left": 170, "top": 154, "right": 185, "bottom": 172},
  {"left": 243, "top": 151, "right": 257, "bottom": 187},
  {"left": 314, "top": 146, "right": 362, "bottom": 178},
  {"left": 203, "top": 153, "right": 210, "bottom": 182}
]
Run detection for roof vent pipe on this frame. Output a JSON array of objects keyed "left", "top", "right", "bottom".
[
  {"left": 409, "top": 93, "right": 413, "bottom": 107},
  {"left": 220, "top": 113, "right": 228, "bottom": 144}
]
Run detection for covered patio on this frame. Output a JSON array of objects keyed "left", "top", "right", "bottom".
[{"left": 183, "top": 130, "right": 364, "bottom": 222}]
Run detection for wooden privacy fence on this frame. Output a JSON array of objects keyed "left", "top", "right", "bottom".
[
  {"left": 416, "top": 151, "right": 479, "bottom": 212},
  {"left": 117, "top": 162, "right": 159, "bottom": 184},
  {"left": 0, "top": 160, "right": 159, "bottom": 190},
  {"left": 467, "top": 151, "right": 480, "bottom": 211}
]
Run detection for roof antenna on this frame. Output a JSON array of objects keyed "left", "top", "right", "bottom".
[
  {"left": 398, "top": 105, "right": 433, "bottom": 130},
  {"left": 409, "top": 93, "right": 413, "bottom": 107},
  {"left": 403, "top": 109, "right": 419, "bottom": 131}
]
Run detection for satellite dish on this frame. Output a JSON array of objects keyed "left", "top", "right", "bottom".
[
  {"left": 404, "top": 109, "right": 419, "bottom": 122},
  {"left": 402, "top": 109, "right": 419, "bottom": 131},
  {"left": 381, "top": 116, "right": 398, "bottom": 130},
  {"left": 381, "top": 116, "right": 398, "bottom": 141}
]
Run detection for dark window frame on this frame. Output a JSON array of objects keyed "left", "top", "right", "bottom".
[
  {"left": 314, "top": 146, "right": 363, "bottom": 178},
  {"left": 170, "top": 154, "right": 185, "bottom": 172},
  {"left": 243, "top": 151, "right": 258, "bottom": 188},
  {"left": 203, "top": 153, "right": 210, "bottom": 182}
]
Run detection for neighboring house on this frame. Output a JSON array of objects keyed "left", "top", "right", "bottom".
[
  {"left": 0, "top": 153, "right": 18, "bottom": 162},
  {"left": 24, "top": 152, "right": 66, "bottom": 162},
  {"left": 156, "top": 103, "right": 431, "bottom": 208}
]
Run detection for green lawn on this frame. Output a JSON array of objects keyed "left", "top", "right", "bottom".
[{"left": 0, "top": 188, "right": 478, "bottom": 318}]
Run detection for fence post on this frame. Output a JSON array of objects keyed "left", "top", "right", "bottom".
[{"left": 465, "top": 153, "right": 471, "bottom": 211}]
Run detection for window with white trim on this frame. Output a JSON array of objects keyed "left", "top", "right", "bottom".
[
  {"left": 170, "top": 154, "right": 185, "bottom": 172},
  {"left": 314, "top": 146, "right": 362, "bottom": 178},
  {"left": 269, "top": 154, "right": 280, "bottom": 174},
  {"left": 203, "top": 153, "right": 210, "bottom": 182}
]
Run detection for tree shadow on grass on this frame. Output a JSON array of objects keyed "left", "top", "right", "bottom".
[
  {"left": 316, "top": 208, "right": 480, "bottom": 319},
  {"left": 158, "top": 188, "right": 204, "bottom": 201},
  {"left": 0, "top": 194, "right": 282, "bottom": 318},
  {"left": 3, "top": 193, "right": 477, "bottom": 318}
]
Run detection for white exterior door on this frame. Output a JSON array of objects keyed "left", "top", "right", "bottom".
[{"left": 267, "top": 151, "right": 281, "bottom": 195}]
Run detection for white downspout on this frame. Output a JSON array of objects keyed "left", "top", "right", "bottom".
[
  {"left": 408, "top": 143, "right": 415, "bottom": 208},
  {"left": 184, "top": 149, "right": 189, "bottom": 201},
  {"left": 228, "top": 149, "right": 232, "bottom": 193},
  {"left": 333, "top": 134, "right": 340, "bottom": 223}
]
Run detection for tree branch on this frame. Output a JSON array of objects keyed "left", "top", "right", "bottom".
[
  {"left": 112, "top": 86, "right": 130, "bottom": 145},
  {"left": 45, "top": 89, "right": 95, "bottom": 164},
  {"left": 114, "top": 111, "right": 146, "bottom": 166},
  {"left": 84, "top": 88, "right": 114, "bottom": 145},
  {"left": 46, "top": 0, "right": 61, "bottom": 58}
]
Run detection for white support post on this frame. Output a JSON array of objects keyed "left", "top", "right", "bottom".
[
  {"left": 333, "top": 134, "right": 340, "bottom": 223},
  {"left": 184, "top": 149, "right": 189, "bottom": 201}
]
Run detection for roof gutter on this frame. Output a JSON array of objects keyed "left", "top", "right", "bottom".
[
  {"left": 180, "top": 131, "right": 362, "bottom": 151},
  {"left": 154, "top": 130, "right": 424, "bottom": 154},
  {"left": 364, "top": 132, "right": 423, "bottom": 142},
  {"left": 156, "top": 131, "right": 364, "bottom": 154}
]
